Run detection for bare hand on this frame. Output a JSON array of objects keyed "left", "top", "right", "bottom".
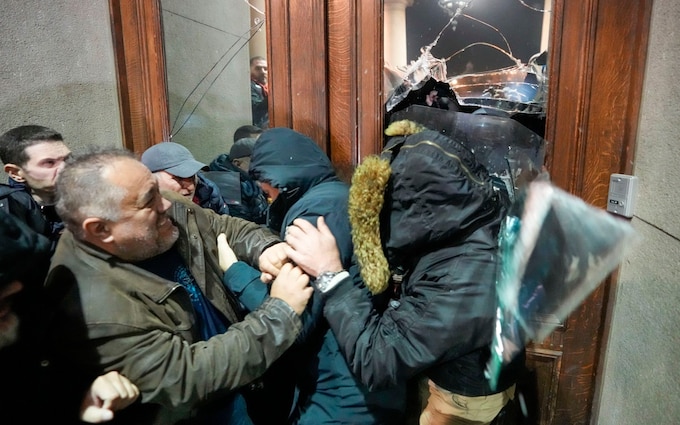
[
  {"left": 284, "top": 217, "right": 343, "bottom": 278},
  {"left": 269, "top": 263, "right": 313, "bottom": 315},
  {"left": 217, "top": 233, "right": 238, "bottom": 272},
  {"left": 259, "top": 242, "right": 290, "bottom": 283},
  {"left": 79, "top": 371, "right": 140, "bottom": 423}
]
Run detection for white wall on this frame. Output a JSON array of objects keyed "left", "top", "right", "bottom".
[
  {"left": 0, "top": 0, "right": 121, "bottom": 178},
  {"left": 595, "top": 0, "right": 680, "bottom": 423}
]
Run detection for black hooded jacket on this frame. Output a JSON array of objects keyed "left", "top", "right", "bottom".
[
  {"left": 321, "top": 128, "right": 524, "bottom": 397},
  {"left": 250, "top": 128, "right": 350, "bottom": 247}
]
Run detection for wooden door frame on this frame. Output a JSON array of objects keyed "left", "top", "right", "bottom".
[
  {"left": 108, "top": 0, "right": 652, "bottom": 423},
  {"left": 540, "top": 1, "right": 652, "bottom": 423},
  {"left": 109, "top": 0, "right": 170, "bottom": 152}
]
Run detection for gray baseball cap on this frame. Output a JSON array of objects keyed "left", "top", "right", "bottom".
[{"left": 141, "top": 142, "right": 205, "bottom": 178}]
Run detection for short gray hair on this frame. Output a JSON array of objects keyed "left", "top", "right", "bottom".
[{"left": 56, "top": 148, "right": 133, "bottom": 239}]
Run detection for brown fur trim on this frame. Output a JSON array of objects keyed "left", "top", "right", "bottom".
[
  {"left": 384, "top": 119, "right": 426, "bottom": 137},
  {"left": 348, "top": 156, "right": 392, "bottom": 294}
]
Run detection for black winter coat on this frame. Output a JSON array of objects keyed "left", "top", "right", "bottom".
[
  {"left": 207, "top": 155, "right": 268, "bottom": 224},
  {"left": 0, "top": 180, "right": 63, "bottom": 254},
  {"left": 322, "top": 129, "right": 524, "bottom": 397}
]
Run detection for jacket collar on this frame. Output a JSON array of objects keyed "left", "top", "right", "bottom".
[{"left": 57, "top": 230, "right": 181, "bottom": 303}]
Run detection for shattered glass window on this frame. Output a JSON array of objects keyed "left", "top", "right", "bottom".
[
  {"left": 385, "top": 0, "right": 550, "bottom": 117},
  {"left": 384, "top": 0, "right": 552, "bottom": 201},
  {"left": 159, "top": 0, "right": 266, "bottom": 161}
]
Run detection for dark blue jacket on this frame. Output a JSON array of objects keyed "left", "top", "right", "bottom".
[
  {"left": 250, "top": 80, "right": 269, "bottom": 129},
  {"left": 0, "top": 210, "right": 90, "bottom": 424},
  {"left": 208, "top": 155, "right": 268, "bottom": 224},
  {"left": 0, "top": 179, "right": 63, "bottom": 254},
  {"left": 194, "top": 172, "right": 230, "bottom": 215},
  {"left": 245, "top": 128, "right": 405, "bottom": 425}
]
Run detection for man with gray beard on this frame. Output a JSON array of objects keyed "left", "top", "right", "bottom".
[{"left": 44, "top": 149, "right": 311, "bottom": 424}]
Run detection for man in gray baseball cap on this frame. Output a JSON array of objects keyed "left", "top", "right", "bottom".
[
  {"left": 141, "top": 141, "right": 205, "bottom": 179},
  {"left": 141, "top": 142, "right": 230, "bottom": 214}
]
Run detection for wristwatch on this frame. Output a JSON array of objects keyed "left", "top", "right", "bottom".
[{"left": 312, "top": 270, "right": 349, "bottom": 293}]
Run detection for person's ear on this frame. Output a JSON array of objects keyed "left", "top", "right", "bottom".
[
  {"left": 232, "top": 158, "right": 241, "bottom": 168},
  {"left": 82, "top": 218, "right": 114, "bottom": 243},
  {"left": 4, "top": 163, "right": 26, "bottom": 182}
]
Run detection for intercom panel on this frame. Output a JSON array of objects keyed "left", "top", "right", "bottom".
[{"left": 607, "top": 174, "right": 638, "bottom": 218}]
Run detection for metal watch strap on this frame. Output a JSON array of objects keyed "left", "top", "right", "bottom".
[{"left": 313, "top": 270, "right": 349, "bottom": 293}]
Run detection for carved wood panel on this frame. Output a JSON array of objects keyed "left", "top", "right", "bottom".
[
  {"left": 541, "top": 1, "right": 651, "bottom": 423},
  {"left": 525, "top": 347, "right": 564, "bottom": 424},
  {"left": 267, "top": 0, "right": 329, "bottom": 153}
]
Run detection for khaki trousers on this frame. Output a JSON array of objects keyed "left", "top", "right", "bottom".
[{"left": 419, "top": 380, "right": 515, "bottom": 425}]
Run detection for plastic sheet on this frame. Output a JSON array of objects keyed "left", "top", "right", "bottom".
[
  {"left": 485, "top": 179, "right": 638, "bottom": 390},
  {"left": 388, "top": 105, "right": 546, "bottom": 203}
]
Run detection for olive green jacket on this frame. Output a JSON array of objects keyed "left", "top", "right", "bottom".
[{"left": 45, "top": 191, "right": 300, "bottom": 424}]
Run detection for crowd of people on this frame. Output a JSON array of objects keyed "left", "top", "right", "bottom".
[{"left": 0, "top": 120, "right": 525, "bottom": 424}]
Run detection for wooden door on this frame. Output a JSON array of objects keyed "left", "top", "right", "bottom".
[
  {"left": 267, "top": 2, "right": 652, "bottom": 423},
  {"left": 109, "top": 0, "right": 652, "bottom": 423}
]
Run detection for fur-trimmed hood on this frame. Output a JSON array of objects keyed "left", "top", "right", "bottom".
[{"left": 349, "top": 120, "right": 504, "bottom": 294}]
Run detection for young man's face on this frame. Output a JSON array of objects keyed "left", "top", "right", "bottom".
[
  {"left": 6, "top": 141, "right": 70, "bottom": 194},
  {"left": 250, "top": 59, "right": 268, "bottom": 85}
]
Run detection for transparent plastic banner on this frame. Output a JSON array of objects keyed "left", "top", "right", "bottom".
[
  {"left": 486, "top": 179, "right": 638, "bottom": 390},
  {"left": 388, "top": 105, "right": 546, "bottom": 203}
]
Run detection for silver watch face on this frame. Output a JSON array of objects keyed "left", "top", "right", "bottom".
[
  {"left": 316, "top": 271, "right": 339, "bottom": 280},
  {"left": 314, "top": 271, "right": 340, "bottom": 292}
]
